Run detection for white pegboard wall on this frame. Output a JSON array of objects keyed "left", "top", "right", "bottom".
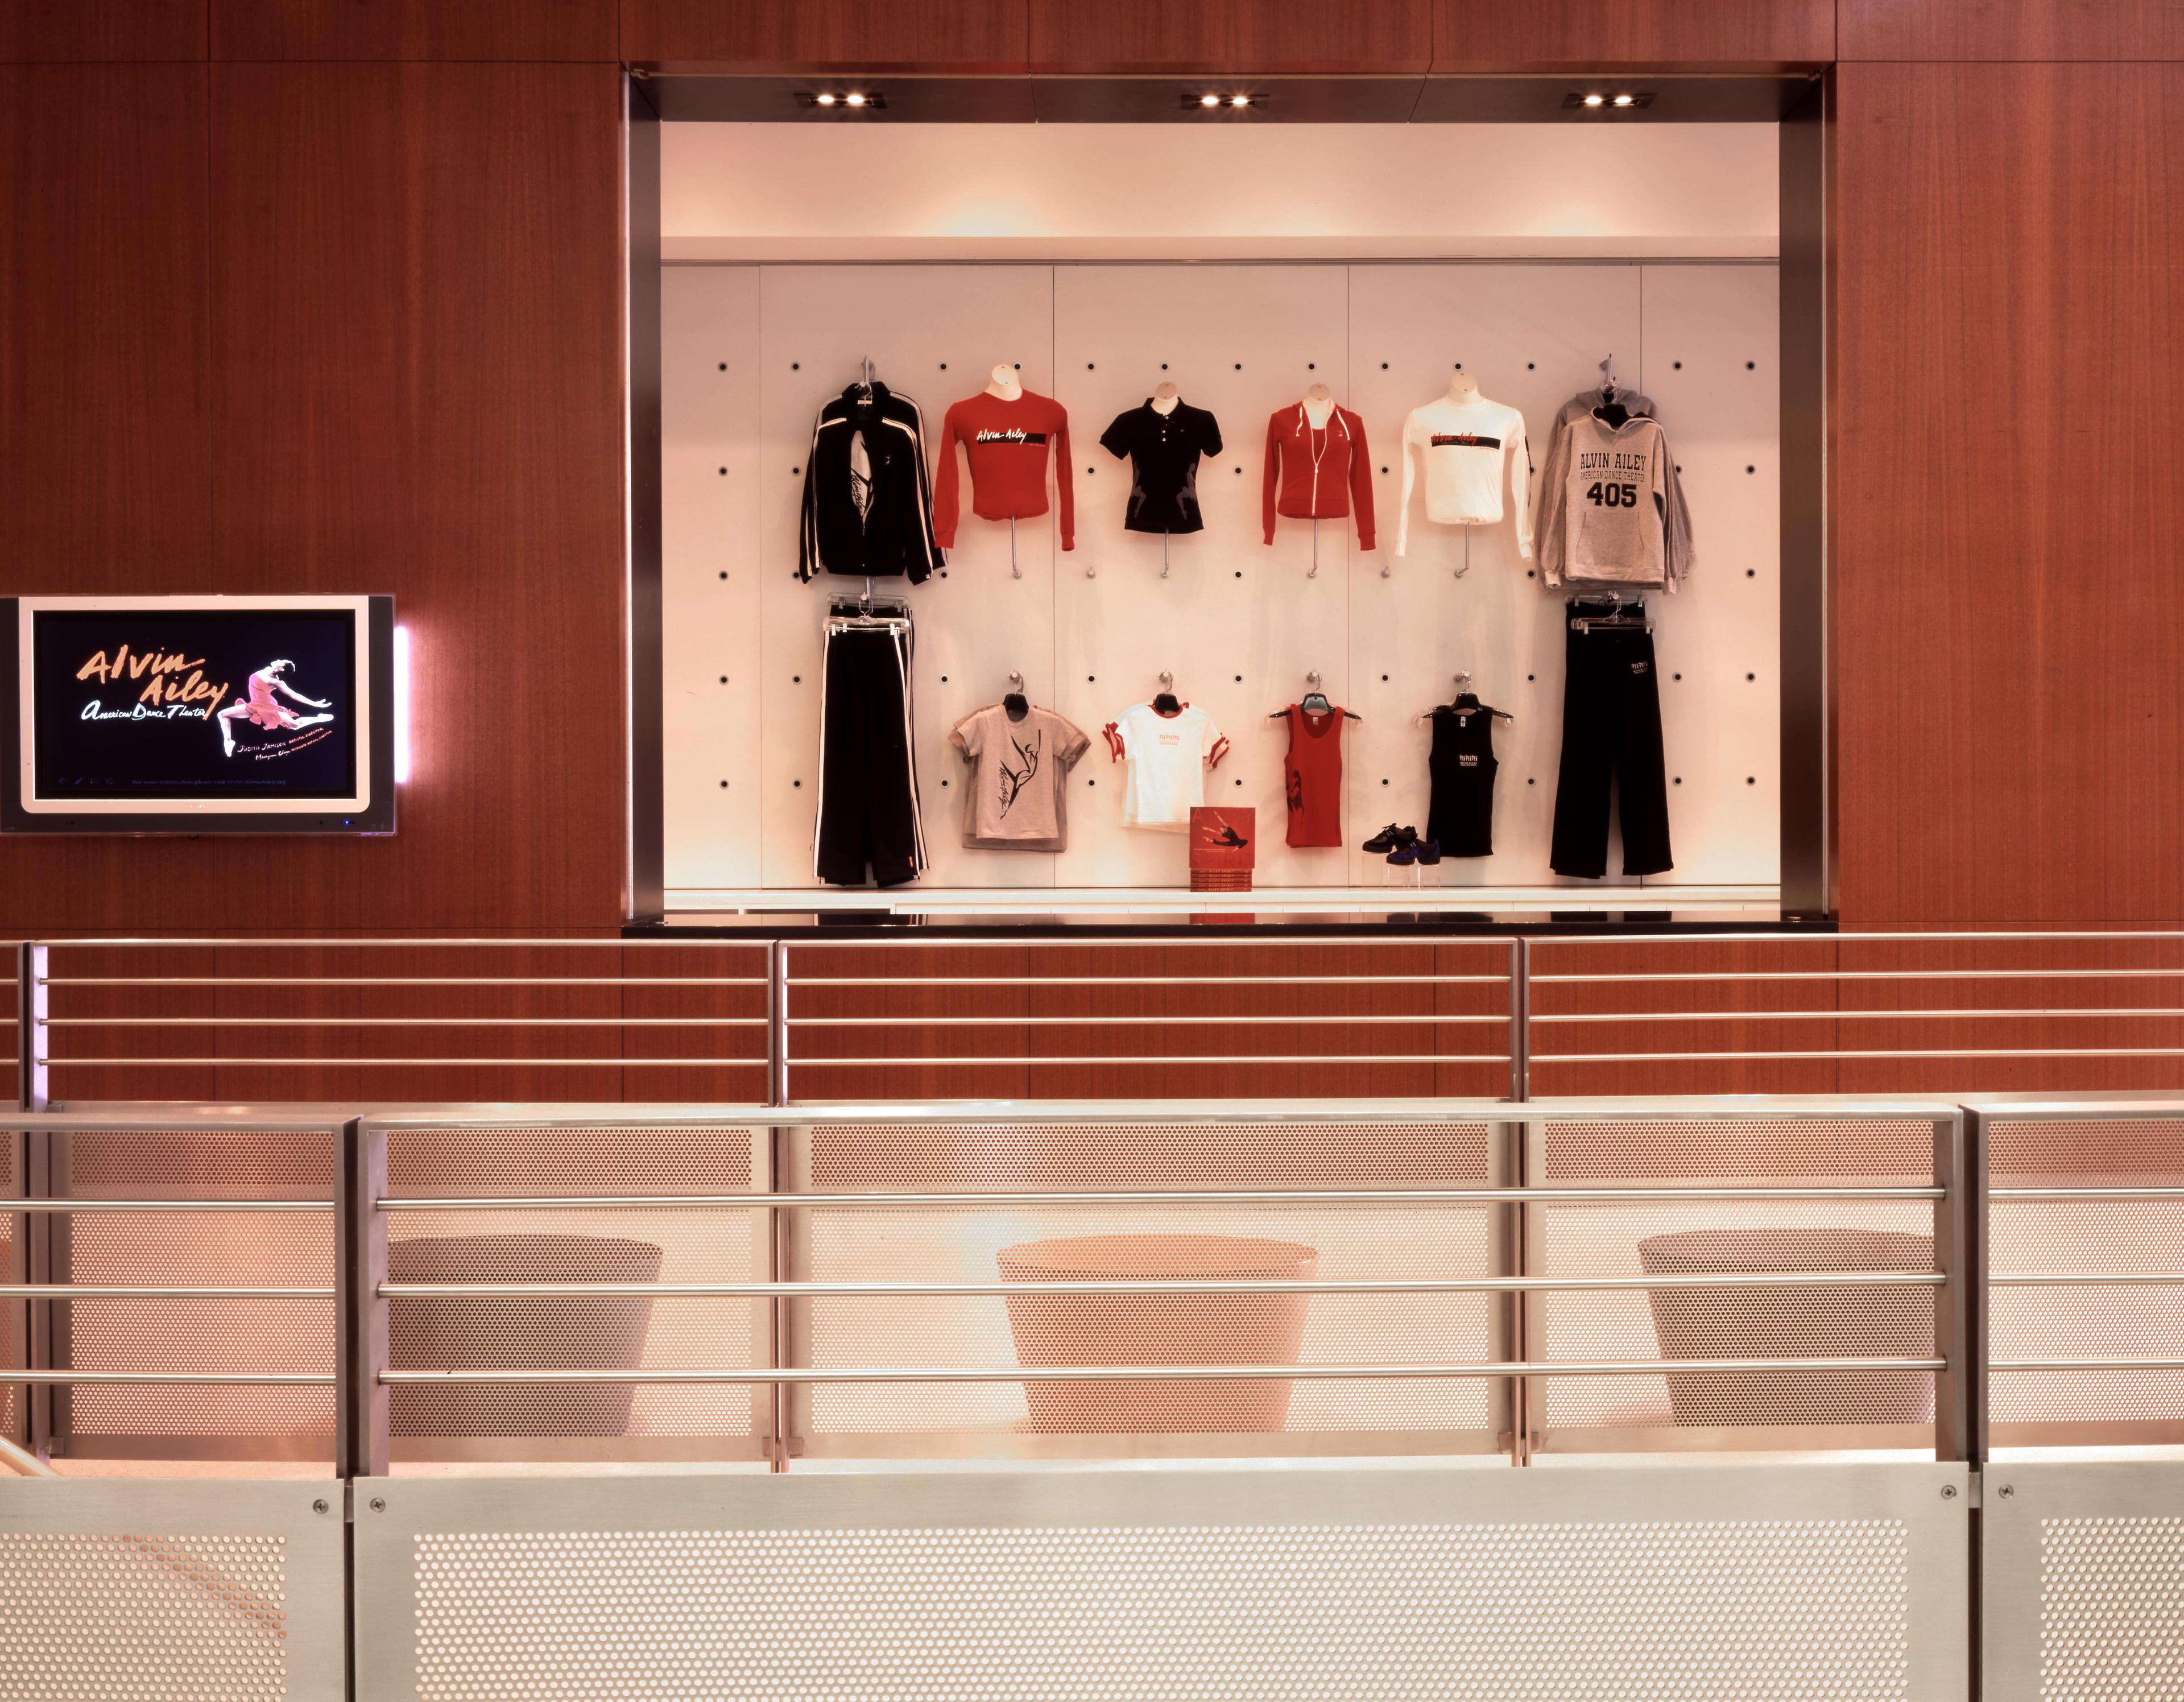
[{"left": 662, "top": 262, "right": 1780, "bottom": 894}]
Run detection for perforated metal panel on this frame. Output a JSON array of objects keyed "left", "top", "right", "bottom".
[
  {"left": 1532, "top": 1118, "right": 1941, "bottom": 1442},
  {"left": 0, "top": 1478, "right": 344, "bottom": 1702},
  {"left": 795, "top": 1122, "right": 1503, "bottom": 1449},
  {"left": 385, "top": 1125, "right": 769, "bottom": 1449},
  {"left": 1989, "top": 1119, "right": 2184, "bottom": 1437},
  {"left": 1983, "top": 1460, "right": 2184, "bottom": 1702},
  {"left": 354, "top": 1465, "right": 1970, "bottom": 1702},
  {"left": 56, "top": 1131, "right": 336, "bottom": 1448}
]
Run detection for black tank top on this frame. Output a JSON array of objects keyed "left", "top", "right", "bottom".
[{"left": 1427, "top": 699, "right": 1501, "bottom": 858}]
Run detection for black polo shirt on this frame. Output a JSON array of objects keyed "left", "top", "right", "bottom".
[{"left": 1099, "top": 400, "right": 1224, "bottom": 535}]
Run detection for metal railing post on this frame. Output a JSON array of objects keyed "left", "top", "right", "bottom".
[
  {"left": 344, "top": 1118, "right": 390, "bottom": 1477},
  {"left": 18, "top": 944, "right": 46, "bottom": 1113},
  {"left": 768, "top": 940, "right": 788, "bottom": 1108},
  {"left": 1507, "top": 938, "right": 1530, "bottom": 1102},
  {"left": 1932, "top": 1109, "right": 1983, "bottom": 1467}
]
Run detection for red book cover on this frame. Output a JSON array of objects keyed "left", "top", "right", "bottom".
[{"left": 1189, "top": 807, "right": 1256, "bottom": 874}]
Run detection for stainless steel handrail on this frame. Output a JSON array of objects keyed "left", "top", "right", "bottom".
[
  {"left": 378, "top": 1186, "right": 1945, "bottom": 1208},
  {"left": 376, "top": 1273, "right": 1948, "bottom": 1298},
  {"left": 378, "top": 1357, "right": 1949, "bottom": 1386},
  {"left": 0, "top": 1198, "right": 334, "bottom": 1212},
  {"left": 0, "top": 1286, "right": 333, "bottom": 1298}
]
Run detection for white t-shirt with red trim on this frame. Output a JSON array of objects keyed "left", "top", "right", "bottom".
[{"left": 1103, "top": 702, "right": 1228, "bottom": 831}]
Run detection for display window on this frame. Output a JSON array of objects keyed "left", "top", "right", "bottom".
[{"left": 636, "top": 101, "right": 1819, "bottom": 920}]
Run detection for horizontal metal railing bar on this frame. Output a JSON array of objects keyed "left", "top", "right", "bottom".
[
  {"left": 379, "top": 1186, "right": 1943, "bottom": 1209},
  {"left": 1536, "top": 930, "right": 2184, "bottom": 945},
  {"left": 38, "top": 1056, "right": 766, "bottom": 1067},
  {"left": 1988, "top": 1273, "right": 2184, "bottom": 1285},
  {"left": 781, "top": 936, "right": 1519, "bottom": 949},
  {"left": 781, "top": 1054, "right": 1506, "bottom": 1065},
  {"left": 1991, "top": 1187, "right": 2184, "bottom": 1199},
  {"left": 377, "top": 1273, "right": 1947, "bottom": 1298},
  {"left": 787, "top": 1014, "right": 1509, "bottom": 1026},
  {"left": 31, "top": 937, "right": 768, "bottom": 948},
  {"left": 4, "top": 1370, "right": 335, "bottom": 1385},
  {"left": 378, "top": 1357, "right": 1947, "bottom": 1386},
  {"left": 790, "top": 975, "right": 1509, "bottom": 986},
  {"left": 1535, "top": 968, "right": 2184, "bottom": 983},
  {"left": 42, "top": 977, "right": 768, "bottom": 988},
  {"left": 1533, "top": 1007, "right": 2184, "bottom": 1023},
  {"left": 1536, "top": 1047, "right": 2184, "bottom": 1061},
  {"left": 357, "top": 1098, "right": 1959, "bottom": 1129},
  {"left": 0, "top": 1284, "right": 333, "bottom": 1298},
  {"left": 40, "top": 1016, "right": 771, "bottom": 1027},
  {"left": 1991, "top": 1358, "right": 2184, "bottom": 1371},
  {"left": 0, "top": 1198, "right": 333, "bottom": 1212}
]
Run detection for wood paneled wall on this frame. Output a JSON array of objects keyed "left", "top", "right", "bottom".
[
  {"left": 1432, "top": 1, "right": 1832, "bottom": 71},
  {"left": 1, "top": 48, "right": 627, "bottom": 936},
  {"left": 1840, "top": 0, "right": 2184, "bottom": 61},
  {"left": 1832, "top": 62, "right": 2184, "bottom": 927}
]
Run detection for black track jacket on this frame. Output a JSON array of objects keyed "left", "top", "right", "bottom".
[{"left": 797, "top": 382, "right": 945, "bottom": 584}]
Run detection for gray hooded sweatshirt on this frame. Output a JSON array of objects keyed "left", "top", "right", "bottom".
[{"left": 1535, "top": 389, "right": 1695, "bottom": 593}]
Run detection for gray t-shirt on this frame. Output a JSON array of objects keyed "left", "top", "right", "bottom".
[{"left": 949, "top": 704, "right": 1091, "bottom": 852}]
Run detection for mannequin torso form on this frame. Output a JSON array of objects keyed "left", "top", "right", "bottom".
[
  {"left": 986, "top": 363, "right": 1023, "bottom": 401},
  {"left": 1446, "top": 370, "right": 1479, "bottom": 405},
  {"left": 1302, "top": 382, "right": 1335, "bottom": 429},
  {"left": 1151, "top": 381, "right": 1179, "bottom": 416}
]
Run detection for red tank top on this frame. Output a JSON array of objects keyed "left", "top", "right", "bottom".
[{"left": 1284, "top": 704, "right": 1345, "bottom": 848}]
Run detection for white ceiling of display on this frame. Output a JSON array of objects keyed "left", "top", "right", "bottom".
[{"left": 663, "top": 123, "right": 1780, "bottom": 263}]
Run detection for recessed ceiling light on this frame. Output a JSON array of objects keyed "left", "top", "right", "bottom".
[
  {"left": 1612, "top": 93, "right": 1635, "bottom": 107},
  {"left": 1582, "top": 93, "right": 1604, "bottom": 107},
  {"left": 1199, "top": 93, "right": 1221, "bottom": 108},
  {"left": 843, "top": 92, "right": 867, "bottom": 107},
  {"left": 1230, "top": 94, "right": 1250, "bottom": 107},
  {"left": 814, "top": 93, "right": 837, "bottom": 106}
]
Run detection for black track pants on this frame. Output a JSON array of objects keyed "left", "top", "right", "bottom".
[
  {"left": 815, "top": 625, "right": 927, "bottom": 887},
  {"left": 1549, "top": 601, "right": 1673, "bottom": 879}
]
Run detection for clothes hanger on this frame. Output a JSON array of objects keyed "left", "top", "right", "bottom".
[
  {"left": 1567, "top": 593, "right": 1653, "bottom": 634},
  {"left": 1151, "top": 670, "right": 1181, "bottom": 715},
  {"left": 1271, "top": 671, "right": 1362, "bottom": 722},
  {"left": 1592, "top": 353, "right": 1629, "bottom": 428},
  {"left": 1003, "top": 670, "right": 1029, "bottom": 718},
  {"left": 1445, "top": 669, "right": 1513, "bottom": 725}
]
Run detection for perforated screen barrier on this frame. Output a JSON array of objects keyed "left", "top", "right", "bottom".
[
  {"left": 353, "top": 1464, "right": 1968, "bottom": 1702},
  {"left": 1984, "top": 1116, "right": 2184, "bottom": 1446},
  {"left": 11, "top": 1123, "right": 341, "bottom": 1464},
  {"left": 792, "top": 1117, "right": 1508, "bottom": 1457},
  {"left": 1529, "top": 1116, "right": 1946, "bottom": 1451},
  {"left": 0, "top": 1478, "right": 345, "bottom": 1702},
  {"left": 1982, "top": 1460, "right": 2184, "bottom": 1702},
  {"left": 382, "top": 1121, "right": 772, "bottom": 1460}
]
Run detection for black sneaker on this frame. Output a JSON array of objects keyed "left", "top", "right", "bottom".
[
  {"left": 1413, "top": 839, "right": 1443, "bottom": 866},
  {"left": 1363, "top": 823, "right": 1416, "bottom": 854}
]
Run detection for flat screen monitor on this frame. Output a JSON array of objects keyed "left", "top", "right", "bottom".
[{"left": 3, "top": 594, "right": 395, "bottom": 833}]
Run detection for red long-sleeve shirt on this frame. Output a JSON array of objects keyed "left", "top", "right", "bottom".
[
  {"left": 933, "top": 390, "right": 1075, "bottom": 552},
  {"left": 1262, "top": 402, "right": 1375, "bottom": 550}
]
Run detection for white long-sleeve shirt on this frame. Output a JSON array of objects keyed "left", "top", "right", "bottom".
[{"left": 1395, "top": 396, "right": 1531, "bottom": 559}]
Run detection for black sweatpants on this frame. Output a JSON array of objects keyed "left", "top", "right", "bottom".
[
  {"left": 815, "top": 624, "right": 927, "bottom": 887},
  {"left": 1549, "top": 599, "right": 1673, "bottom": 879}
]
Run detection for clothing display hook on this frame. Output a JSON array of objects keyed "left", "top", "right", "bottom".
[
  {"left": 1008, "top": 514, "right": 1021, "bottom": 580},
  {"left": 1161, "top": 528, "right": 1170, "bottom": 579},
  {"left": 1599, "top": 353, "right": 1617, "bottom": 399},
  {"left": 1309, "top": 517, "right": 1318, "bottom": 579},
  {"left": 1157, "top": 671, "right": 1173, "bottom": 692}
]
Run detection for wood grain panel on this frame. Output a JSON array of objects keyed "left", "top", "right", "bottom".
[
  {"left": 0, "top": 65, "right": 211, "bottom": 583},
  {"left": 780, "top": 939, "right": 1509, "bottom": 1102},
  {"left": 1432, "top": 0, "right": 1832, "bottom": 71},
  {"left": 1833, "top": 63, "right": 2184, "bottom": 927},
  {"left": 213, "top": 0, "right": 617, "bottom": 61},
  {"left": 623, "top": 0, "right": 1025, "bottom": 70},
  {"left": 1525, "top": 938, "right": 1840, "bottom": 1098},
  {"left": 1842, "top": 0, "right": 2184, "bottom": 61},
  {"left": 0, "top": 0, "right": 206, "bottom": 60},
  {"left": 1029, "top": 0, "right": 1432, "bottom": 73},
  {"left": 0, "top": 64, "right": 627, "bottom": 938},
  {"left": 1833, "top": 933, "right": 2184, "bottom": 1096}
]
